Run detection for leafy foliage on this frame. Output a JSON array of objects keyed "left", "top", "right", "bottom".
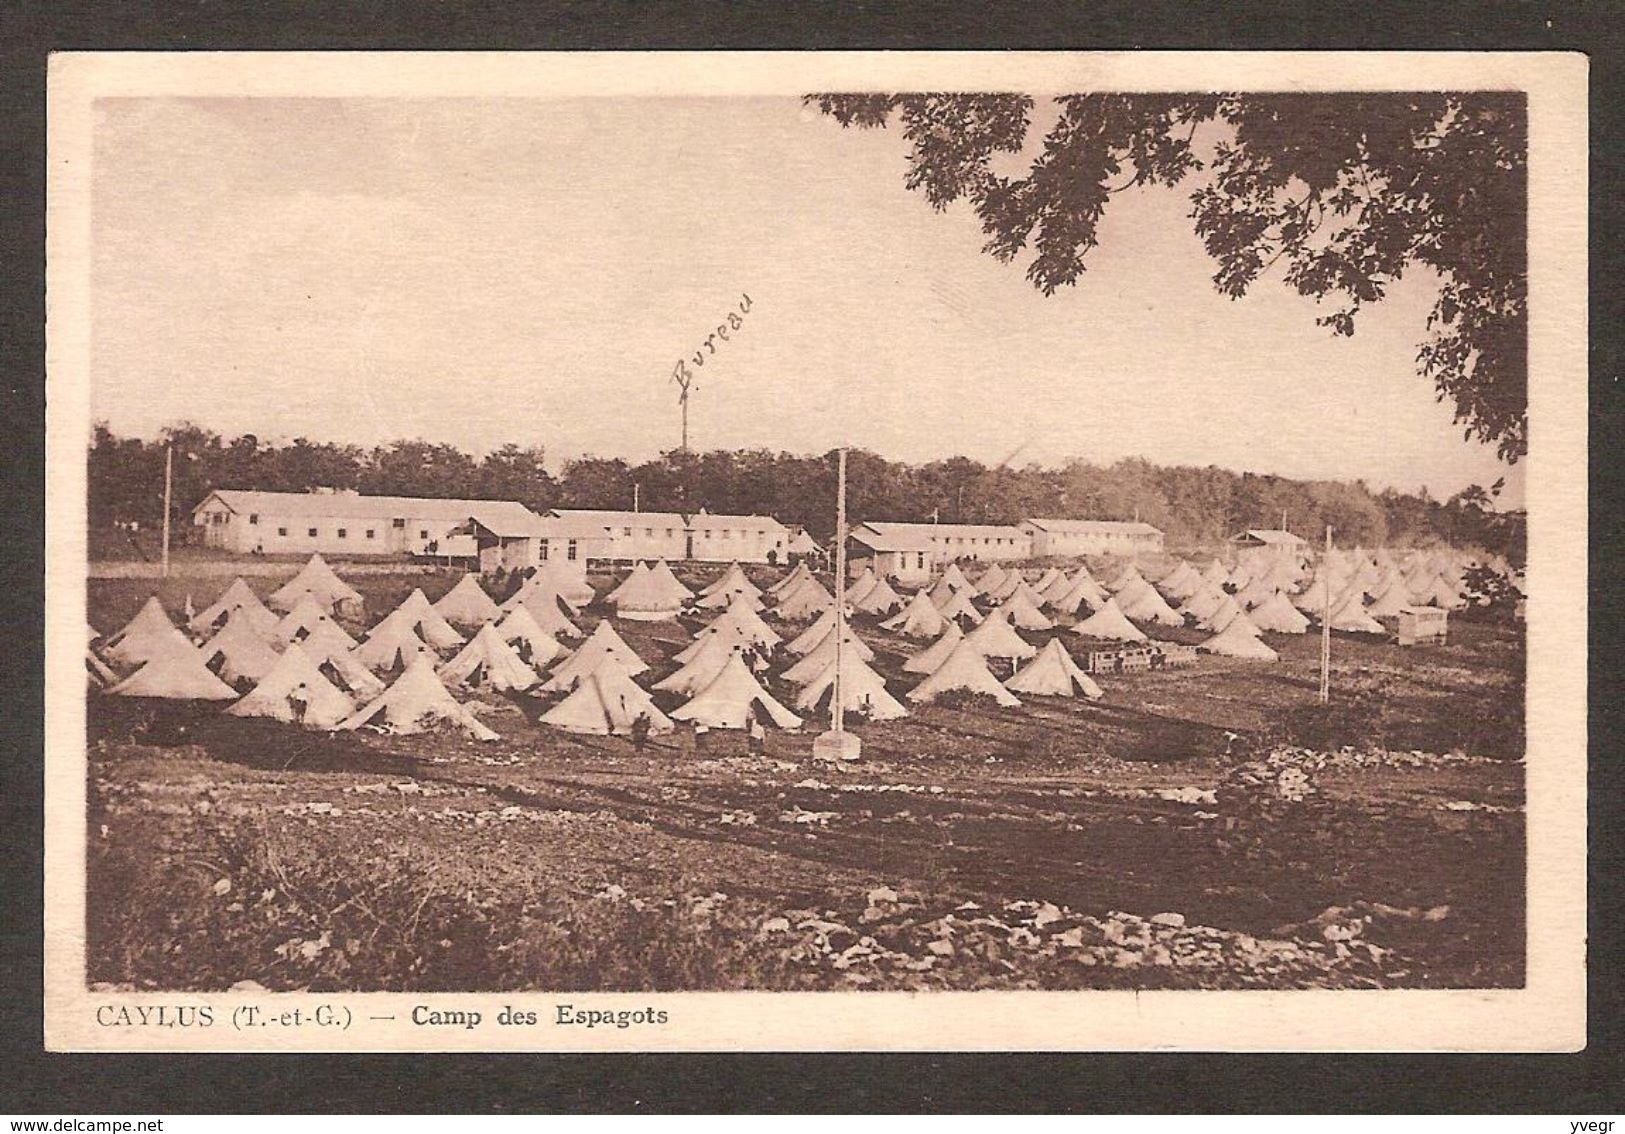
[
  {"left": 88, "top": 423, "right": 1523, "bottom": 561},
  {"left": 809, "top": 92, "right": 1527, "bottom": 461}
]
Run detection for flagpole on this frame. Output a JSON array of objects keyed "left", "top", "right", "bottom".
[
  {"left": 161, "top": 442, "right": 173, "bottom": 579},
  {"left": 814, "top": 447, "right": 860, "bottom": 762},
  {"left": 1319, "top": 524, "right": 1332, "bottom": 705},
  {"left": 832, "top": 447, "right": 847, "bottom": 736}
]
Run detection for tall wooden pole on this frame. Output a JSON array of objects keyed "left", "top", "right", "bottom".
[
  {"left": 161, "top": 443, "right": 173, "bottom": 578},
  {"left": 832, "top": 447, "right": 848, "bottom": 735},
  {"left": 1319, "top": 523, "right": 1333, "bottom": 705}
]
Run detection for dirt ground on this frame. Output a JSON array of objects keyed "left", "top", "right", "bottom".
[{"left": 84, "top": 564, "right": 1527, "bottom": 993}]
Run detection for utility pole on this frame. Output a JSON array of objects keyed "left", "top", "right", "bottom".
[
  {"left": 814, "top": 447, "right": 860, "bottom": 762},
  {"left": 161, "top": 442, "right": 173, "bottom": 578},
  {"left": 1319, "top": 524, "right": 1333, "bottom": 705},
  {"left": 633, "top": 483, "right": 640, "bottom": 513}
]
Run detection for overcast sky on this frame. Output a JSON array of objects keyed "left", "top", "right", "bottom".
[{"left": 89, "top": 96, "right": 1522, "bottom": 504}]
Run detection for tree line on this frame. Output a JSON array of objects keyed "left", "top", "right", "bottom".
[{"left": 88, "top": 422, "right": 1524, "bottom": 561}]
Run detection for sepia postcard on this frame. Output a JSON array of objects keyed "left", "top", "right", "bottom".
[{"left": 44, "top": 51, "right": 1587, "bottom": 1052}]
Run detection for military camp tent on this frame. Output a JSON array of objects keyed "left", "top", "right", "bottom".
[
  {"left": 881, "top": 590, "right": 948, "bottom": 639},
  {"left": 433, "top": 574, "right": 503, "bottom": 627},
  {"left": 338, "top": 656, "right": 497, "bottom": 740},
  {"left": 198, "top": 610, "right": 284, "bottom": 688},
  {"left": 1004, "top": 638, "right": 1103, "bottom": 699},
  {"left": 267, "top": 554, "right": 364, "bottom": 616},
  {"left": 906, "top": 638, "right": 1022, "bottom": 707},
  {"left": 1071, "top": 597, "right": 1148, "bottom": 642},
  {"left": 226, "top": 643, "right": 354, "bottom": 728},
  {"left": 540, "top": 664, "right": 674, "bottom": 736},
  {"left": 793, "top": 653, "right": 909, "bottom": 722},
  {"left": 438, "top": 623, "right": 540, "bottom": 692},
  {"left": 903, "top": 621, "right": 966, "bottom": 675},
  {"left": 670, "top": 654, "right": 802, "bottom": 730}
]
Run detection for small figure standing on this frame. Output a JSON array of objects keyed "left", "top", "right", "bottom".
[
  {"left": 747, "top": 707, "right": 766, "bottom": 756},
  {"left": 288, "top": 681, "right": 310, "bottom": 726},
  {"left": 694, "top": 721, "right": 710, "bottom": 754},
  {"left": 630, "top": 711, "right": 651, "bottom": 753}
]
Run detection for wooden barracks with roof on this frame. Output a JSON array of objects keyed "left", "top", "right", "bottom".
[{"left": 193, "top": 490, "right": 790, "bottom": 569}]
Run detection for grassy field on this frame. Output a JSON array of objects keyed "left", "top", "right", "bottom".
[{"left": 85, "top": 563, "right": 1526, "bottom": 992}]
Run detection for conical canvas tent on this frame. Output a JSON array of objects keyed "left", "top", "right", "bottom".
[
  {"left": 540, "top": 663, "right": 674, "bottom": 736},
  {"left": 1119, "top": 583, "right": 1184, "bottom": 627},
  {"left": 964, "top": 608, "right": 1038, "bottom": 661},
  {"left": 673, "top": 622, "right": 763, "bottom": 666},
  {"left": 1248, "top": 590, "right": 1311, "bottom": 634},
  {"left": 1198, "top": 594, "right": 1245, "bottom": 633},
  {"left": 395, "top": 589, "right": 466, "bottom": 650},
  {"left": 495, "top": 606, "right": 564, "bottom": 670},
  {"left": 843, "top": 567, "right": 879, "bottom": 607},
  {"left": 352, "top": 611, "right": 438, "bottom": 673},
  {"left": 438, "top": 624, "right": 540, "bottom": 691},
  {"left": 1049, "top": 573, "right": 1107, "bottom": 616},
  {"left": 1199, "top": 559, "right": 1230, "bottom": 589},
  {"left": 1038, "top": 569, "right": 1076, "bottom": 604},
  {"left": 794, "top": 652, "right": 909, "bottom": 722},
  {"left": 851, "top": 575, "right": 903, "bottom": 615},
  {"left": 274, "top": 594, "right": 357, "bottom": 649},
  {"left": 700, "top": 562, "right": 755, "bottom": 598},
  {"left": 694, "top": 582, "right": 765, "bottom": 612},
  {"left": 433, "top": 574, "right": 502, "bottom": 627},
  {"left": 506, "top": 573, "right": 582, "bottom": 617},
  {"left": 1157, "top": 561, "right": 1203, "bottom": 602},
  {"left": 707, "top": 594, "right": 782, "bottom": 652},
  {"left": 787, "top": 608, "right": 844, "bottom": 655},
  {"left": 542, "top": 621, "right": 649, "bottom": 692},
  {"left": 1327, "top": 589, "right": 1386, "bottom": 634},
  {"left": 268, "top": 553, "right": 364, "bottom": 615},
  {"left": 199, "top": 611, "right": 284, "bottom": 688},
  {"left": 107, "top": 639, "right": 241, "bottom": 700},
  {"left": 1423, "top": 575, "right": 1468, "bottom": 610},
  {"left": 1107, "top": 564, "right": 1148, "bottom": 594},
  {"left": 772, "top": 575, "right": 834, "bottom": 621},
  {"left": 1199, "top": 613, "right": 1279, "bottom": 660},
  {"left": 103, "top": 597, "right": 196, "bottom": 670},
  {"left": 907, "top": 638, "right": 1022, "bottom": 707},
  {"left": 609, "top": 562, "right": 687, "bottom": 621},
  {"left": 298, "top": 627, "right": 386, "bottom": 698},
  {"left": 190, "top": 578, "right": 279, "bottom": 637},
  {"left": 973, "top": 563, "right": 1010, "bottom": 596},
  {"left": 1178, "top": 583, "right": 1228, "bottom": 623},
  {"left": 655, "top": 638, "right": 757, "bottom": 697},
  {"left": 985, "top": 572, "right": 1024, "bottom": 602},
  {"left": 518, "top": 591, "right": 582, "bottom": 639},
  {"left": 994, "top": 588, "right": 1059, "bottom": 630},
  {"left": 338, "top": 656, "right": 497, "bottom": 740},
  {"left": 881, "top": 589, "right": 948, "bottom": 638},
  {"left": 1004, "top": 638, "right": 1103, "bottom": 699},
  {"left": 1071, "top": 598, "right": 1148, "bottom": 642},
  {"left": 648, "top": 560, "right": 695, "bottom": 606},
  {"left": 782, "top": 626, "right": 875, "bottom": 684},
  {"left": 937, "top": 587, "right": 986, "bottom": 626},
  {"left": 226, "top": 643, "right": 355, "bottom": 728},
  {"left": 1032, "top": 567, "right": 1066, "bottom": 596},
  {"left": 904, "top": 621, "right": 966, "bottom": 675},
  {"left": 670, "top": 653, "right": 803, "bottom": 730},
  {"left": 927, "top": 576, "right": 962, "bottom": 609},
  {"left": 940, "top": 563, "right": 972, "bottom": 591},
  {"left": 1365, "top": 578, "right": 1411, "bottom": 619},
  {"left": 534, "top": 561, "right": 595, "bottom": 609},
  {"left": 767, "top": 562, "right": 814, "bottom": 596},
  {"left": 1233, "top": 577, "right": 1281, "bottom": 611},
  {"left": 1292, "top": 576, "right": 1335, "bottom": 615}
]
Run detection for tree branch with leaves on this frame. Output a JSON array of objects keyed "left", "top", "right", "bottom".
[{"left": 809, "top": 91, "right": 1527, "bottom": 462}]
